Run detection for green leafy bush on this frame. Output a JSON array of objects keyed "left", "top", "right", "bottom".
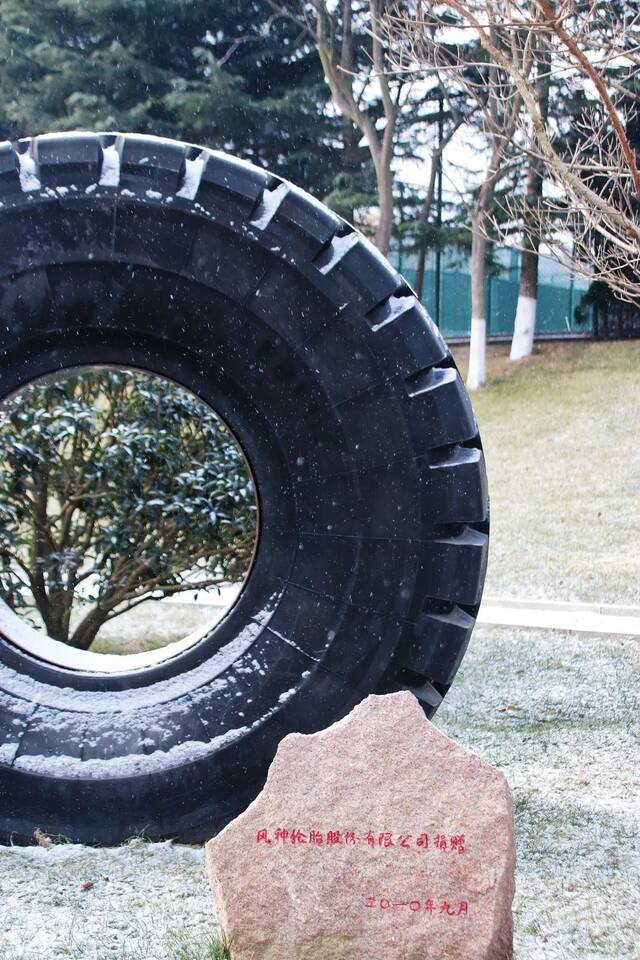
[{"left": 0, "top": 368, "right": 256, "bottom": 650}]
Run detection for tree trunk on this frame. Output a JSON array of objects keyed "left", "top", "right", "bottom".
[
  {"left": 369, "top": 0, "right": 396, "bottom": 256},
  {"left": 510, "top": 144, "right": 543, "bottom": 359},
  {"left": 467, "top": 215, "right": 488, "bottom": 390},
  {"left": 339, "top": 0, "right": 360, "bottom": 225},
  {"left": 510, "top": 36, "right": 550, "bottom": 360},
  {"left": 415, "top": 242, "right": 428, "bottom": 302},
  {"left": 312, "top": 0, "right": 397, "bottom": 255},
  {"left": 373, "top": 151, "right": 394, "bottom": 255},
  {"left": 43, "top": 589, "right": 74, "bottom": 644},
  {"left": 466, "top": 131, "right": 507, "bottom": 390},
  {"left": 69, "top": 604, "right": 110, "bottom": 651},
  {"left": 341, "top": 120, "right": 361, "bottom": 224},
  {"left": 414, "top": 153, "right": 439, "bottom": 300},
  {"left": 510, "top": 235, "right": 539, "bottom": 360}
]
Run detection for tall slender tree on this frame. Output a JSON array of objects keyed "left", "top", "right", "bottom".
[
  {"left": 385, "top": 5, "right": 522, "bottom": 387},
  {"left": 268, "top": 1, "right": 430, "bottom": 254},
  {"left": 510, "top": 24, "right": 550, "bottom": 360}
]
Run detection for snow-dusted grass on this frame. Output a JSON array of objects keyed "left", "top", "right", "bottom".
[
  {"left": 452, "top": 339, "right": 640, "bottom": 607},
  {"left": 1, "top": 624, "right": 637, "bottom": 960},
  {"left": 0, "top": 839, "right": 225, "bottom": 960},
  {"left": 436, "top": 625, "right": 640, "bottom": 960},
  {"left": 89, "top": 602, "right": 222, "bottom": 656}
]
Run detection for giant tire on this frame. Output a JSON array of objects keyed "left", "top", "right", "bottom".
[{"left": 0, "top": 133, "right": 488, "bottom": 844}]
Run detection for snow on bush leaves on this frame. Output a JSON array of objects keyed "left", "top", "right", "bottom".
[{"left": 0, "top": 368, "right": 257, "bottom": 651}]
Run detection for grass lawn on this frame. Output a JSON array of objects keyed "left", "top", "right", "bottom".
[
  {"left": 89, "top": 602, "right": 220, "bottom": 656},
  {"left": 437, "top": 624, "right": 640, "bottom": 960},
  {"left": 452, "top": 339, "right": 640, "bottom": 606}
]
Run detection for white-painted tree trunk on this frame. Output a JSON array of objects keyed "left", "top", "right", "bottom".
[
  {"left": 467, "top": 317, "right": 487, "bottom": 390},
  {"left": 509, "top": 48, "right": 549, "bottom": 362},
  {"left": 509, "top": 195, "right": 540, "bottom": 361},
  {"left": 510, "top": 294, "right": 537, "bottom": 360},
  {"left": 467, "top": 222, "right": 487, "bottom": 390}
]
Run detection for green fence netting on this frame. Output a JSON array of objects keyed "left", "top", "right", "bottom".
[{"left": 392, "top": 245, "right": 592, "bottom": 339}]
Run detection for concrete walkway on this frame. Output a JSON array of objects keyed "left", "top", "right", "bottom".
[{"left": 478, "top": 597, "right": 640, "bottom": 636}]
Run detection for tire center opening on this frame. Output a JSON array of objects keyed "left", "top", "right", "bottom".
[{"left": 0, "top": 365, "right": 259, "bottom": 673}]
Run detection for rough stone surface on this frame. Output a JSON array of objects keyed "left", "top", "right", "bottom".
[{"left": 206, "top": 691, "right": 515, "bottom": 960}]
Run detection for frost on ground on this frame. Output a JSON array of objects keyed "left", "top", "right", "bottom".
[
  {"left": 0, "top": 625, "right": 638, "bottom": 960},
  {"left": 452, "top": 340, "right": 640, "bottom": 607},
  {"left": 436, "top": 626, "right": 640, "bottom": 960},
  {"left": 0, "top": 840, "right": 217, "bottom": 960}
]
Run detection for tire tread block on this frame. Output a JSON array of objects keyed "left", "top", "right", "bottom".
[
  {"left": 424, "top": 446, "right": 489, "bottom": 524},
  {"left": 396, "top": 606, "right": 475, "bottom": 685},
  {"left": 312, "top": 231, "right": 403, "bottom": 312},
  {"left": 33, "top": 133, "right": 103, "bottom": 188},
  {"left": 366, "top": 294, "right": 448, "bottom": 377},
  {"left": 0, "top": 142, "right": 21, "bottom": 194},
  {"left": 251, "top": 184, "right": 342, "bottom": 262},
  {"left": 119, "top": 135, "right": 188, "bottom": 194},
  {"left": 414, "top": 528, "right": 489, "bottom": 610},
  {"left": 406, "top": 367, "right": 478, "bottom": 453},
  {"left": 199, "top": 151, "right": 268, "bottom": 213}
]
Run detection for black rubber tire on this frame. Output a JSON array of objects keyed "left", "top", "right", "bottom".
[{"left": 0, "top": 133, "right": 488, "bottom": 844}]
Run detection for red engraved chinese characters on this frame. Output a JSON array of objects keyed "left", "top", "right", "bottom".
[
  {"left": 365, "top": 896, "right": 470, "bottom": 917},
  {"left": 255, "top": 827, "right": 466, "bottom": 852}
]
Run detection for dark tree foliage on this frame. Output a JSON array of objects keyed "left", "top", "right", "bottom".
[
  {"left": 0, "top": 369, "right": 257, "bottom": 650},
  {"left": 577, "top": 280, "right": 640, "bottom": 339},
  {"left": 0, "top": 0, "right": 343, "bottom": 195}
]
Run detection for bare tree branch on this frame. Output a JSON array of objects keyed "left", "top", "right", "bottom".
[{"left": 385, "top": 0, "right": 640, "bottom": 303}]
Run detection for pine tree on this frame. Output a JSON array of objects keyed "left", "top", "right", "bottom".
[{"left": 0, "top": 0, "right": 343, "bottom": 196}]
